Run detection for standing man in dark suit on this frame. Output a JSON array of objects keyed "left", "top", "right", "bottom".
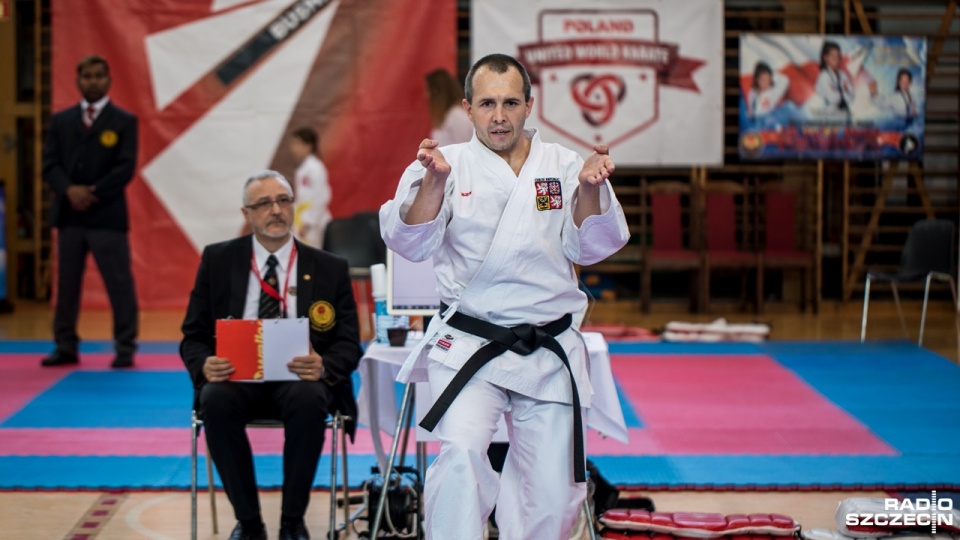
[
  {"left": 181, "top": 170, "right": 362, "bottom": 540},
  {"left": 41, "top": 55, "right": 139, "bottom": 368}
]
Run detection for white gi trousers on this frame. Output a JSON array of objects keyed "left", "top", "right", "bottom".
[{"left": 424, "top": 361, "right": 587, "bottom": 540}]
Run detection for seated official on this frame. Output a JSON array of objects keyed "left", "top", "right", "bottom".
[{"left": 180, "top": 170, "right": 362, "bottom": 540}]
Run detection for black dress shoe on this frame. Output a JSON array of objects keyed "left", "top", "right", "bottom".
[
  {"left": 228, "top": 521, "right": 267, "bottom": 540},
  {"left": 111, "top": 354, "right": 134, "bottom": 368},
  {"left": 40, "top": 351, "right": 79, "bottom": 367},
  {"left": 279, "top": 519, "right": 310, "bottom": 540}
]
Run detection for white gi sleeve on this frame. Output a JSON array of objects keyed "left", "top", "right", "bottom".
[
  {"left": 379, "top": 160, "right": 453, "bottom": 262},
  {"left": 564, "top": 178, "right": 630, "bottom": 266}
]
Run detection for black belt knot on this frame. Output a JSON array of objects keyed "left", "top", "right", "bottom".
[{"left": 419, "top": 303, "right": 586, "bottom": 483}]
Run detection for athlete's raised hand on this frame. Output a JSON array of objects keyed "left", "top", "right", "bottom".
[
  {"left": 579, "top": 144, "right": 615, "bottom": 186},
  {"left": 418, "top": 139, "right": 452, "bottom": 182}
]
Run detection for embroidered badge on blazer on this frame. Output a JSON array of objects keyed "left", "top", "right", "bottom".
[
  {"left": 100, "top": 129, "right": 118, "bottom": 148},
  {"left": 535, "top": 178, "right": 562, "bottom": 211},
  {"left": 308, "top": 300, "right": 336, "bottom": 331}
]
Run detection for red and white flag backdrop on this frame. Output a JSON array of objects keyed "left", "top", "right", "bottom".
[
  {"left": 52, "top": 0, "right": 456, "bottom": 308},
  {"left": 472, "top": 0, "right": 724, "bottom": 167}
]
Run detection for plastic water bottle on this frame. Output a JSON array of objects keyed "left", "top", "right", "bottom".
[
  {"left": 374, "top": 294, "right": 409, "bottom": 345},
  {"left": 374, "top": 293, "right": 390, "bottom": 344},
  {"left": 370, "top": 263, "right": 408, "bottom": 344}
]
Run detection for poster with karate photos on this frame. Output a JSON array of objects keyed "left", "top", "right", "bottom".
[{"left": 739, "top": 33, "right": 927, "bottom": 161}]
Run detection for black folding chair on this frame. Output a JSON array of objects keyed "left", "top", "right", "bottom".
[
  {"left": 190, "top": 409, "right": 355, "bottom": 540},
  {"left": 860, "top": 218, "right": 959, "bottom": 346}
]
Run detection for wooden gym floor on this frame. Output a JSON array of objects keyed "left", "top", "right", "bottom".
[{"left": 0, "top": 298, "right": 957, "bottom": 539}]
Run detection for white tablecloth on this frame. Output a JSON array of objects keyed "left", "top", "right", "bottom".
[{"left": 357, "top": 332, "right": 629, "bottom": 455}]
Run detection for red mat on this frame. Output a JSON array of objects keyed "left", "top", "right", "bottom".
[{"left": 608, "top": 354, "right": 896, "bottom": 455}]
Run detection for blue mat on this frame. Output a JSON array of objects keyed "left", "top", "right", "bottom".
[
  {"left": 3, "top": 372, "right": 191, "bottom": 428},
  {"left": 0, "top": 454, "right": 383, "bottom": 491},
  {"left": 2, "top": 339, "right": 959, "bottom": 490},
  {"left": 596, "top": 340, "right": 960, "bottom": 489}
]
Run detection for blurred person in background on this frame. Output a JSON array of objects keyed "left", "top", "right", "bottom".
[
  {"left": 290, "top": 127, "right": 331, "bottom": 248},
  {"left": 426, "top": 68, "right": 474, "bottom": 146}
]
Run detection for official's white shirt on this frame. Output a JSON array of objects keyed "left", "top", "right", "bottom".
[
  {"left": 244, "top": 236, "right": 297, "bottom": 319},
  {"left": 380, "top": 129, "right": 630, "bottom": 406}
]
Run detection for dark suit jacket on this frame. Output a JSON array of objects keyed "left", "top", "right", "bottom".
[
  {"left": 180, "top": 235, "right": 363, "bottom": 434},
  {"left": 42, "top": 101, "right": 138, "bottom": 230}
]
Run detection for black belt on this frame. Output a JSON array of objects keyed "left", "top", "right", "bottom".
[{"left": 419, "top": 303, "right": 585, "bottom": 483}]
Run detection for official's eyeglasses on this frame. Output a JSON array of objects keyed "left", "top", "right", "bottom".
[{"left": 245, "top": 196, "right": 294, "bottom": 212}]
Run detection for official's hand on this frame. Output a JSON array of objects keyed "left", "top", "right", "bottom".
[
  {"left": 579, "top": 144, "right": 615, "bottom": 186},
  {"left": 289, "top": 352, "right": 324, "bottom": 382},
  {"left": 417, "top": 139, "right": 451, "bottom": 183},
  {"left": 66, "top": 185, "right": 99, "bottom": 211},
  {"left": 203, "top": 356, "right": 234, "bottom": 383}
]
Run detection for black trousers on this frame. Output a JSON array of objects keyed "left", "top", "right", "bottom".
[
  {"left": 200, "top": 380, "right": 334, "bottom": 521},
  {"left": 54, "top": 226, "right": 138, "bottom": 355}
]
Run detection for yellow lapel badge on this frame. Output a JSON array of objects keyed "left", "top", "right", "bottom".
[
  {"left": 100, "top": 129, "right": 118, "bottom": 148},
  {"left": 309, "top": 300, "right": 335, "bottom": 332}
]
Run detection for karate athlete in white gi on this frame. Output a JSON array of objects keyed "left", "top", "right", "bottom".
[{"left": 380, "top": 53, "right": 630, "bottom": 540}]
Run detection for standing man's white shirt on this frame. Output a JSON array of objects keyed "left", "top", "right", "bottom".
[
  {"left": 293, "top": 154, "right": 331, "bottom": 248},
  {"left": 80, "top": 96, "right": 109, "bottom": 125}
]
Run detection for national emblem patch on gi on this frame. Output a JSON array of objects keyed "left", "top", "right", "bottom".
[
  {"left": 100, "top": 129, "right": 118, "bottom": 148},
  {"left": 308, "top": 300, "right": 335, "bottom": 332},
  {"left": 534, "top": 178, "right": 562, "bottom": 211}
]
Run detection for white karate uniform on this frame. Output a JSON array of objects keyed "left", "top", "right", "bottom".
[
  {"left": 815, "top": 68, "right": 856, "bottom": 111},
  {"left": 293, "top": 154, "right": 331, "bottom": 248},
  {"left": 379, "top": 128, "right": 629, "bottom": 540},
  {"left": 747, "top": 71, "right": 789, "bottom": 117},
  {"left": 873, "top": 88, "right": 919, "bottom": 120}
]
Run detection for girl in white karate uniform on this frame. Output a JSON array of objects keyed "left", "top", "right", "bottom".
[
  {"left": 870, "top": 68, "right": 920, "bottom": 122},
  {"left": 290, "top": 128, "right": 331, "bottom": 248},
  {"left": 746, "top": 61, "right": 790, "bottom": 118}
]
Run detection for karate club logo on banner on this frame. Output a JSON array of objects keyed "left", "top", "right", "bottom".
[{"left": 519, "top": 10, "right": 705, "bottom": 149}]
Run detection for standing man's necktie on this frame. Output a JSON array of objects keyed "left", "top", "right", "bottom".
[
  {"left": 258, "top": 255, "right": 282, "bottom": 319},
  {"left": 84, "top": 104, "right": 96, "bottom": 129}
]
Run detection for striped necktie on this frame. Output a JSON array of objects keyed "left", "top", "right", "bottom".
[
  {"left": 258, "top": 255, "right": 282, "bottom": 319},
  {"left": 84, "top": 104, "right": 96, "bottom": 128}
]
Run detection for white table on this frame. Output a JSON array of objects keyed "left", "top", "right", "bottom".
[{"left": 357, "top": 331, "right": 629, "bottom": 469}]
